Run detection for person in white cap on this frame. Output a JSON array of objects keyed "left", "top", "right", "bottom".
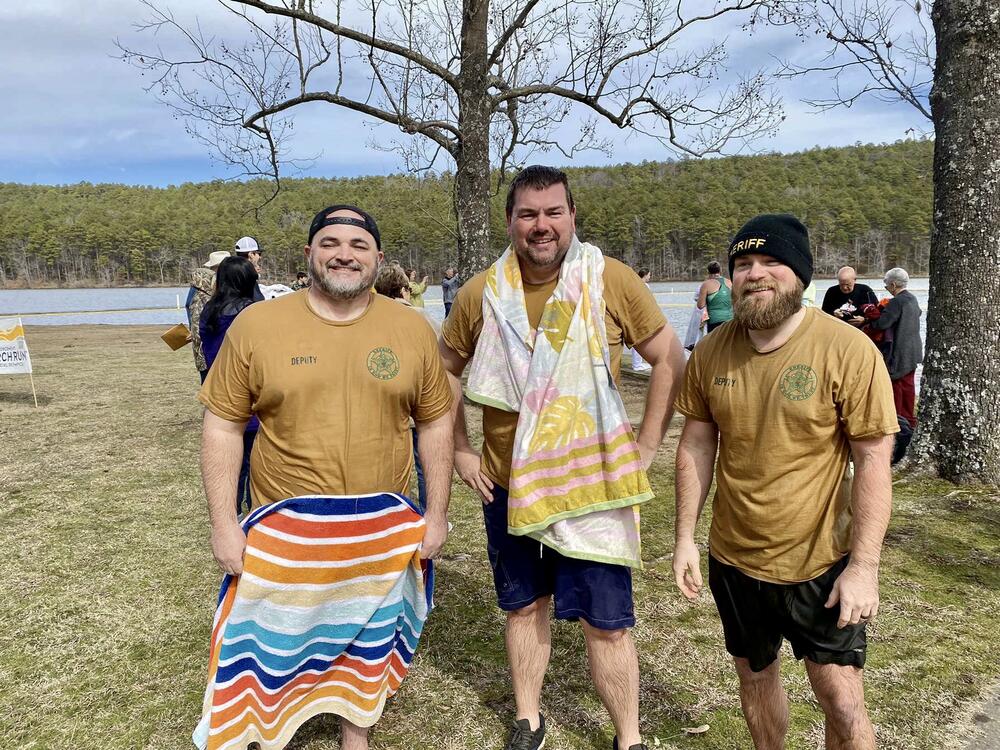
[
  {"left": 187, "top": 251, "right": 231, "bottom": 381},
  {"left": 234, "top": 237, "right": 267, "bottom": 301}
]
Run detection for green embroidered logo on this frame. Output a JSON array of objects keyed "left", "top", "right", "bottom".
[
  {"left": 779, "top": 364, "right": 817, "bottom": 401},
  {"left": 367, "top": 347, "right": 400, "bottom": 380}
]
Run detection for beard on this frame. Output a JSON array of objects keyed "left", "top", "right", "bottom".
[
  {"left": 309, "top": 255, "right": 377, "bottom": 300},
  {"left": 733, "top": 278, "right": 805, "bottom": 330},
  {"left": 515, "top": 231, "right": 572, "bottom": 269}
]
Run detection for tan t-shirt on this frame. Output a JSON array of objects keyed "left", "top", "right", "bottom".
[
  {"left": 199, "top": 290, "right": 452, "bottom": 507},
  {"left": 441, "top": 255, "right": 666, "bottom": 487},
  {"left": 675, "top": 307, "right": 899, "bottom": 583}
]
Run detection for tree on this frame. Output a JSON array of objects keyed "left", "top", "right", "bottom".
[
  {"left": 788, "top": 1, "right": 1000, "bottom": 484},
  {"left": 119, "top": 0, "right": 798, "bottom": 274}
]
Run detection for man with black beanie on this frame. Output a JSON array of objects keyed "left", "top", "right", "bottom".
[{"left": 671, "top": 214, "right": 899, "bottom": 749}]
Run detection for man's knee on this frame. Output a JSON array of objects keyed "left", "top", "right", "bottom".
[
  {"left": 580, "top": 621, "right": 629, "bottom": 645},
  {"left": 807, "top": 663, "right": 868, "bottom": 730},
  {"left": 734, "top": 656, "right": 780, "bottom": 685},
  {"left": 508, "top": 596, "right": 551, "bottom": 621}
]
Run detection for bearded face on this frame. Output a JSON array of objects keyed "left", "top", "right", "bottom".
[
  {"left": 732, "top": 271, "right": 804, "bottom": 330},
  {"left": 309, "top": 252, "right": 378, "bottom": 300}
]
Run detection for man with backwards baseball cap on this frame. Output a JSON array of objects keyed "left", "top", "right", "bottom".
[
  {"left": 199, "top": 205, "right": 454, "bottom": 749},
  {"left": 672, "top": 214, "right": 899, "bottom": 749},
  {"left": 234, "top": 237, "right": 266, "bottom": 301}
]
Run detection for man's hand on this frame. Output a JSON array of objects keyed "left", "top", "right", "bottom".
[
  {"left": 672, "top": 538, "right": 703, "bottom": 600},
  {"left": 825, "top": 562, "right": 879, "bottom": 628},
  {"left": 420, "top": 515, "right": 449, "bottom": 560},
  {"left": 211, "top": 521, "right": 247, "bottom": 576},
  {"left": 637, "top": 440, "right": 656, "bottom": 471},
  {"left": 455, "top": 445, "right": 495, "bottom": 503}
]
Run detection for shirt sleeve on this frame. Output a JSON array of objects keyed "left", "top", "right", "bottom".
[
  {"left": 414, "top": 321, "right": 454, "bottom": 423},
  {"left": 674, "top": 347, "right": 714, "bottom": 423},
  {"left": 836, "top": 337, "right": 901, "bottom": 440},
  {"left": 821, "top": 287, "right": 838, "bottom": 315},
  {"left": 606, "top": 263, "right": 667, "bottom": 347},
  {"left": 197, "top": 316, "right": 254, "bottom": 423},
  {"left": 440, "top": 278, "right": 483, "bottom": 360}
]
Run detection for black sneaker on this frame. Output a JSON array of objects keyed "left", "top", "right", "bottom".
[
  {"left": 612, "top": 738, "right": 648, "bottom": 750},
  {"left": 505, "top": 713, "right": 546, "bottom": 750}
]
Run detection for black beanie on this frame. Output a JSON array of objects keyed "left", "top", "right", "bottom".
[
  {"left": 727, "top": 214, "right": 812, "bottom": 286},
  {"left": 308, "top": 204, "right": 381, "bottom": 249}
]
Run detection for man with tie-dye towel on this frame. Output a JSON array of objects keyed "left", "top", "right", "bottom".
[
  {"left": 197, "top": 205, "right": 454, "bottom": 750},
  {"left": 439, "top": 166, "right": 687, "bottom": 750}
]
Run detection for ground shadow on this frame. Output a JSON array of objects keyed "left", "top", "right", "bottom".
[{"left": 0, "top": 388, "right": 52, "bottom": 406}]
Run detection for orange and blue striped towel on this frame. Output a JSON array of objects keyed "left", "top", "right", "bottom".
[{"left": 193, "top": 494, "right": 432, "bottom": 750}]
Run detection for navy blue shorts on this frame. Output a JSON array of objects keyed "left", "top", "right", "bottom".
[{"left": 481, "top": 485, "right": 635, "bottom": 630}]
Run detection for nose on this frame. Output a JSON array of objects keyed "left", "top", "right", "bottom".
[{"left": 744, "top": 260, "right": 767, "bottom": 280}]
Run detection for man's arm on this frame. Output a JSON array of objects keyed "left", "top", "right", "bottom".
[
  {"left": 201, "top": 409, "right": 249, "bottom": 575},
  {"left": 672, "top": 417, "right": 719, "bottom": 600},
  {"left": 414, "top": 411, "right": 454, "bottom": 559},
  {"left": 696, "top": 280, "right": 710, "bottom": 310},
  {"left": 633, "top": 324, "right": 687, "bottom": 468},
  {"left": 438, "top": 337, "right": 495, "bottom": 503},
  {"left": 872, "top": 297, "right": 902, "bottom": 331},
  {"left": 825, "top": 434, "right": 894, "bottom": 627}
]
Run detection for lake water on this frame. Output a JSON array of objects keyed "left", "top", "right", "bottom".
[{"left": 1, "top": 278, "right": 929, "bottom": 346}]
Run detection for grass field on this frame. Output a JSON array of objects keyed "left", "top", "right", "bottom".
[{"left": 1, "top": 324, "right": 998, "bottom": 750}]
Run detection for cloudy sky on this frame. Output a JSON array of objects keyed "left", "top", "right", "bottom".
[{"left": 1, "top": 1, "right": 930, "bottom": 187}]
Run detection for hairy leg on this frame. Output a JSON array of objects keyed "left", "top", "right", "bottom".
[
  {"left": 804, "top": 661, "right": 875, "bottom": 750},
  {"left": 734, "top": 657, "right": 788, "bottom": 750},
  {"left": 507, "top": 596, "right": 552, "bottom": 729},
  {"left": 581, "top": 622, "right": 641, "bottom": 748},
  {"left": 340, "top": 717, "right": 369, "bottom": 750}
]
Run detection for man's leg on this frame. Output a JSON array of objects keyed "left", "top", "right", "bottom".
[
  {"left": 340, "top": 718, "right": 369, "bottom": 750},
  {"left": 507, "top": 596, "right": 552, "bottom": 729},
  {"left": 733, "top": 657, "right": 788, "bottom": 750},
  {"left": 804, "top": 661, "right": 875, "bottom": 750},
  {"left": 581, "top": 622, "right": 640, "bottom": 747}
]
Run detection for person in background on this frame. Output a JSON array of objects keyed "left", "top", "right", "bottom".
[
  {"left": 441, "top": 267, "right": 461, "bottom": 317},
  {"left": 187, "top": 250, "right": 230, "bottom": 383},
  {"left": 873, "top": 267, "right": 923, "bottom": 433},
  {"left": 697, "top": 261, "right": 733, "bottom": 332},
  {"left": 631, "top": 268, "right": 653, "bottom": 372},
  {"left": 199, "top": 255, "right": 261, "bottom": 516},
  {"left": 291, "top": 271, "right": 310, "bottom": 290},
  {"left": 234, "top": 236, "right": 267, "bottom": 301},
  {"left": 407, "top": 268, "right": 430, "bottom": 309},
  {"left": 821, "top": 266, "right": 877, "bottom": 327},
  {"left": 376, "top": 263, "right": 438, "bottom": 511}
]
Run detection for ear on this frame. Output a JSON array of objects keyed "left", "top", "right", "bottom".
[{"left": 303, "top": 244, "right": 312, "bottom": 261}]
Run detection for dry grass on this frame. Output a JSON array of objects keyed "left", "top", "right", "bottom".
[{"left": 1, "top": 325, "right": 997, "bottom": 750}]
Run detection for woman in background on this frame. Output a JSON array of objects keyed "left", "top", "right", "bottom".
[
  {"left": 200, "top": 255, "right": 260, "bottom": 516},
  {"left": 407, "top": 268, "right": 430, "bottom": 309},
  {"left": 697, "top": 260, "right": 733, "bottom": 332}
]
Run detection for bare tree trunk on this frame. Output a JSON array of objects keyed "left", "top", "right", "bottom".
[
  {"left": 910, "top": 0, "right": 1000, "bottom": 484},
  {"left": 453, "top": 0, "right": 493, "bottom": 277}
]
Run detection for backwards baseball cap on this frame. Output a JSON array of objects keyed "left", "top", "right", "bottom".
[
  {"left": 234, "top": 236, "right": 260, "bottom": 254},
  {"left": 728, "top": 214, "right": 812, "bottom": 286},
  {"left": 308, "top": 205, "right": 381, "bottom": 249}
]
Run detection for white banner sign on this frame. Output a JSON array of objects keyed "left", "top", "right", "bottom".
[{"left": 0, "top": 317, "right": 33, "bottom": 374}]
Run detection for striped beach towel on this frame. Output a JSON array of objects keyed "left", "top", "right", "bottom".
[
  {"left": 193, "top": 494, "right": 432, "bottom": 750},
  {"left": 466, "top": 238, "right": 652, "bottom": 568}
]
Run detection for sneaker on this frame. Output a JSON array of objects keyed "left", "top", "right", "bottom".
[
  {"left": 612, "top": 738, "right": 648, "bottom": 750},
  {"left": 505, "top": 713, "right": 546, "bottom": 750}
]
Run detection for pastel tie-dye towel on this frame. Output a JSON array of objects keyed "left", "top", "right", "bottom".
[
  {"left": 466, "top": 237, "right": 652, "bottom": 567},
  {"left": 193, "top": 493, "right": 432, "bottom": 750}
]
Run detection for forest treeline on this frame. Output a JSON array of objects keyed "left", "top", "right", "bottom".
[{"left": 0, "top": 139, "right": 932, "bottom": 287}]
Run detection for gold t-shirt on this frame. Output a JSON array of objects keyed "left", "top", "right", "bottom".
[
  {"left": 441, "top": 255, "right": 666, "bottom": 487},
  {"left": 675, "top": 307, "right": 899, "bottom": 583},
  {"left": 199, "top": 290, "right": 453, "bottom": 507}
]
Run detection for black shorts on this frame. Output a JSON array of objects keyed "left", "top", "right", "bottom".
[{"left": 708, "top": 554, "right": 867, "bottom": 673}]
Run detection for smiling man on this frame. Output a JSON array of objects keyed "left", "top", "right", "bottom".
[
  {"left": 672, "top": 214, "right": 899, "bottom": 750},
  {"left": 198, "top": 205, "right": 454, "bottom": 750},
  {"left": 439, "top": 166, "right": 686, "bottom": 750}
]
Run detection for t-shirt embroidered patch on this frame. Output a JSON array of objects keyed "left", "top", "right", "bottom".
[
  {"left": 779, "top": 364, "right": 817, "bottom": 401},
  {"left": 367, "top": 347, "right": 400, "bottom": 380}
]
